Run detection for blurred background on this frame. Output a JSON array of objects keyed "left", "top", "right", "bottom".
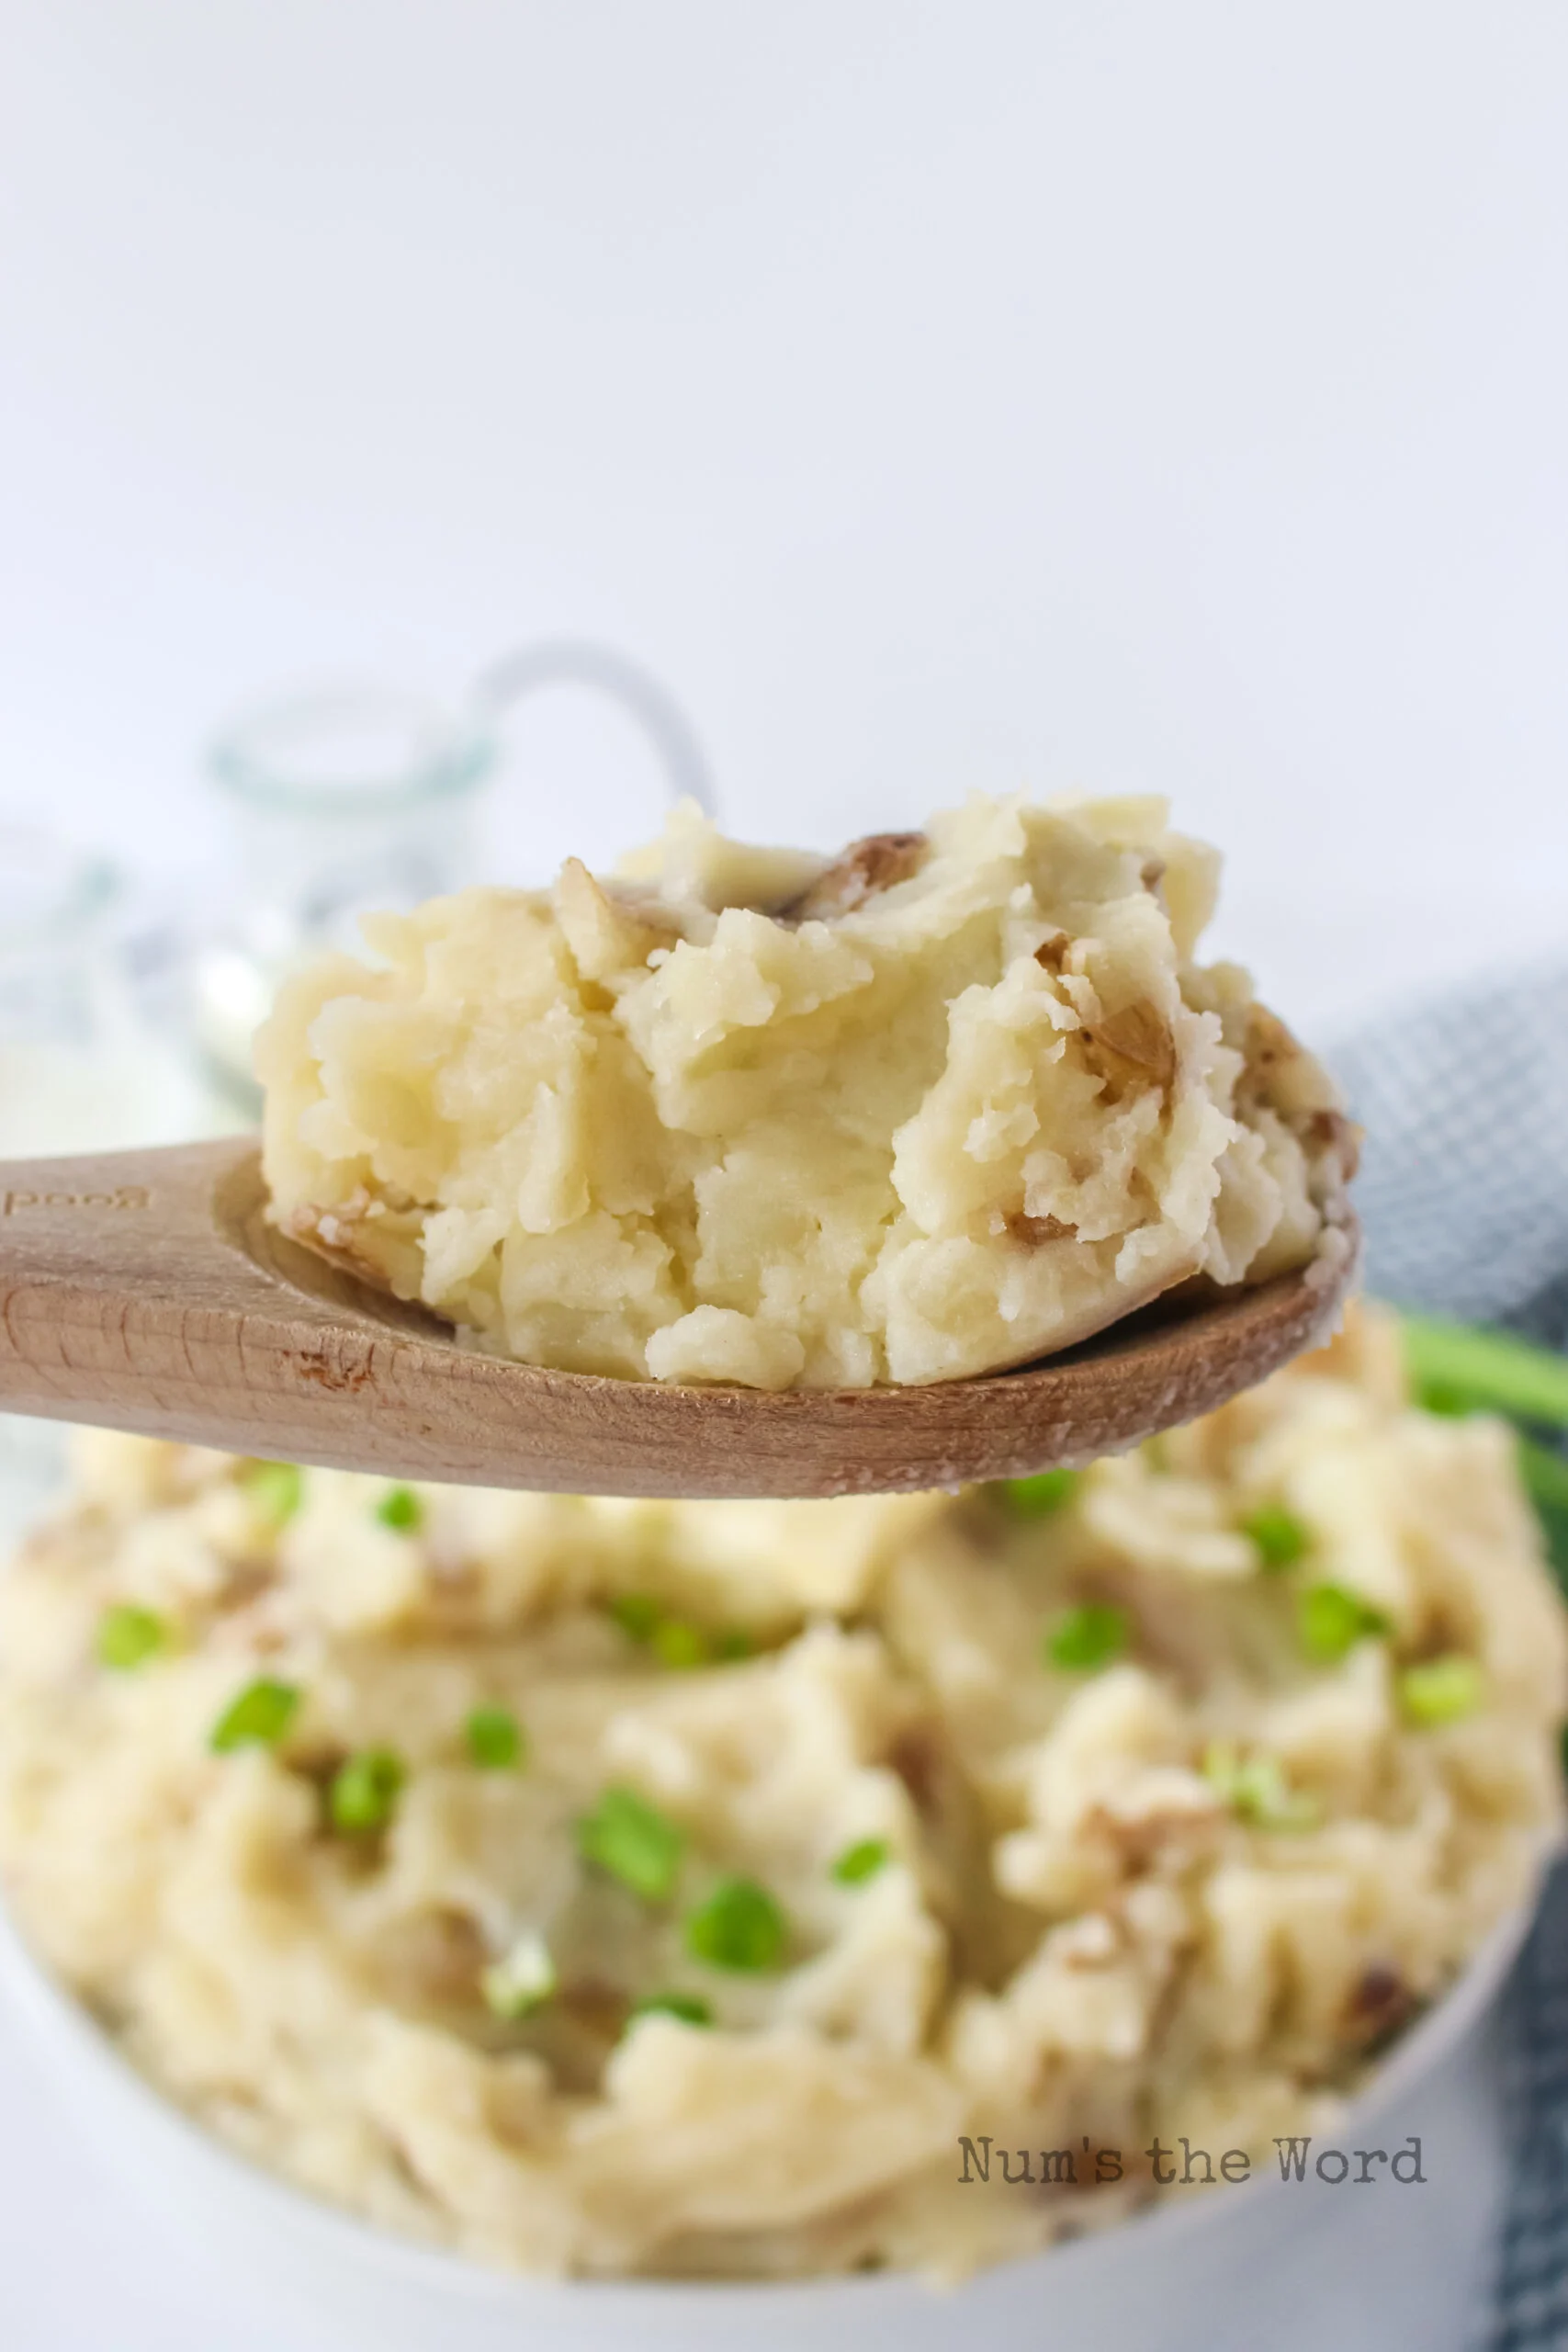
[{"left": 5, "top": 0, "right": 1567, "bottom": 1073}]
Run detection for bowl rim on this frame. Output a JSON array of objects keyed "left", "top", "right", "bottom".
[{"left": 0, "top": 1862, "right": 1541, "bottom": 2308}]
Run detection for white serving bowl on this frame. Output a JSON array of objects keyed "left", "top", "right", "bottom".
[{"left": 0, "top": 1882, "right": 1530, "bottom": 2352}]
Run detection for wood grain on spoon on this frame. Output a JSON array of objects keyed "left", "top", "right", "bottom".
[{"left": 0, "top": 1142, "right": 1359, "bottom": 1499}]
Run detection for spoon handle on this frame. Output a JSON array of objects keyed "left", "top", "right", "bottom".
[
  {"left": 0, "top": 1140, "right": 393, "bottom": 1452},
  {"left": 0, "top": 1140, "right": 697, "bottom": 1492}
]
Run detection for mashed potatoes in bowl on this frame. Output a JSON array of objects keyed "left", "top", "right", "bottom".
[
  {"left": 257, "top": 793, "right": 1355, "bottom": 1390},
  {"left": 0, "top": 1304, "right": 1559, "bottom": 2287}
]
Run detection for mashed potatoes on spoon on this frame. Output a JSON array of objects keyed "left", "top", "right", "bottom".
[{"left": 258, "top": 794, "right": 1354, "bottom": 1389}]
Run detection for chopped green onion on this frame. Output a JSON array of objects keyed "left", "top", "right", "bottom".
[
  {"left": 995, "top": 1467, "right": 1081, "bottom": 1520},
  {"left": 328, "top": 1747, "right": 406, "bottom": 1834},
  {"left": 241, "top": 1460, "right": 304, "bottom": 1529},
  {"left": 831, "top": 1836, "right": 891, "bottom": 1886},
  {"left": 96, "top": 1603, "right": 167, "bottom": 1672},
  {"left": 1519, "top": 1438, "right": 1568, "bottom": 1589},
  {"left": 1296, "top": 1582, "right": 1390, "bottom": 1665},
  {"left": 1397, "top": 1655, "right": 1484, "bottom": 1727},
  {"left": 607, "top": 1591, "right": 662, "bottom": 1642},
  {"left": 210, "top": 1678, "right": 300, "bottom": 1754},
  {"left": 1247, "top": 1764, "right": 1320, "bottom": 1830},
  {"left": 375, "top": 1485, "right": 424, "bottom": 1533},
  {"left": 1242, "top": 1503, "right": 1310, "bottom": 1572},
  {"left": 1044, "top": 1602, "right": 1129, "bottom": 1672},
  {"left": 1520, "top": 1438, "right": 1568, "bottom": 1516},
  {"left": 1404, "top": 1316, "right": 1568, "bottom": 1431},
  {"left": 480, "top": 1931, "right": 557, "bottom": 2020},
  {"left": 576, "top": 1786, "right": 684, "bottom": 1902},
  {"left": 1399, "top": 1314, "right": 1568, "bottom": 1596},
  {"left": 607, "top": 1591, "right": 750, "bottom": 1668},
  {"left": 649, "top": 1618, "right": 711, "bottom": 1670},
  {"left": 465, "top": 1706, "right": 525, "bottom": 1770},
  {"left": 1202, "top": 1741, "right": 1321, "bottom": 1831},
  {"left": 684, "top": 1877, "right": 788, "bottom": 1973},
  {"left": 627, "top": 1990, "right": 713, "bottom": 2029}
]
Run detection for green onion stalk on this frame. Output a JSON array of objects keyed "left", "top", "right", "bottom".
[{"left": 1403, "top": 1313, "right": 1568, "bottom": 1588}]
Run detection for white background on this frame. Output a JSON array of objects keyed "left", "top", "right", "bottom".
[
  {"left": 4, "top": 1, "right": 1567, "bottom": 1034},
  {"left": 2, "top": 6, "right": 1567, "bottom": 2346}
]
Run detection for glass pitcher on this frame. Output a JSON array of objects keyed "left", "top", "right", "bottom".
[
  {"left": 191, "top": 686, "right": 495, "bottom": 1111},
  {"left": 0, "top": 831, "right": 205, "bottom": 1156},
  {"left": 0, "top": 830, "right": 210, "bottom": 1524},
  {"left": 191, "top": 644, "right": 716, "bottom": 1114}
]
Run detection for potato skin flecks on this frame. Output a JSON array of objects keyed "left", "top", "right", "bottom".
[
  {"left": 780, "top": 831, "right": 931, "bottom": 922},
  {"left": 257, "top": 795, "right": 1351, "bottom": 1390},
  {"left": 0, "top": 1306, "right": 1560, "bottom": 2283},
  {"left": 1082, "top": 1000, "right": 1179, "bottom": 1093}
]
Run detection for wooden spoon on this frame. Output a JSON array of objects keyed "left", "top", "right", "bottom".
[{"left": 0, "top": 1140, "right": 1359, "bottom": 1499}]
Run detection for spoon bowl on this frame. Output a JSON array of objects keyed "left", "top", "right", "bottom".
[{"left": 0, "top": 1142, "right": 1358, "bottom": 1498}]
